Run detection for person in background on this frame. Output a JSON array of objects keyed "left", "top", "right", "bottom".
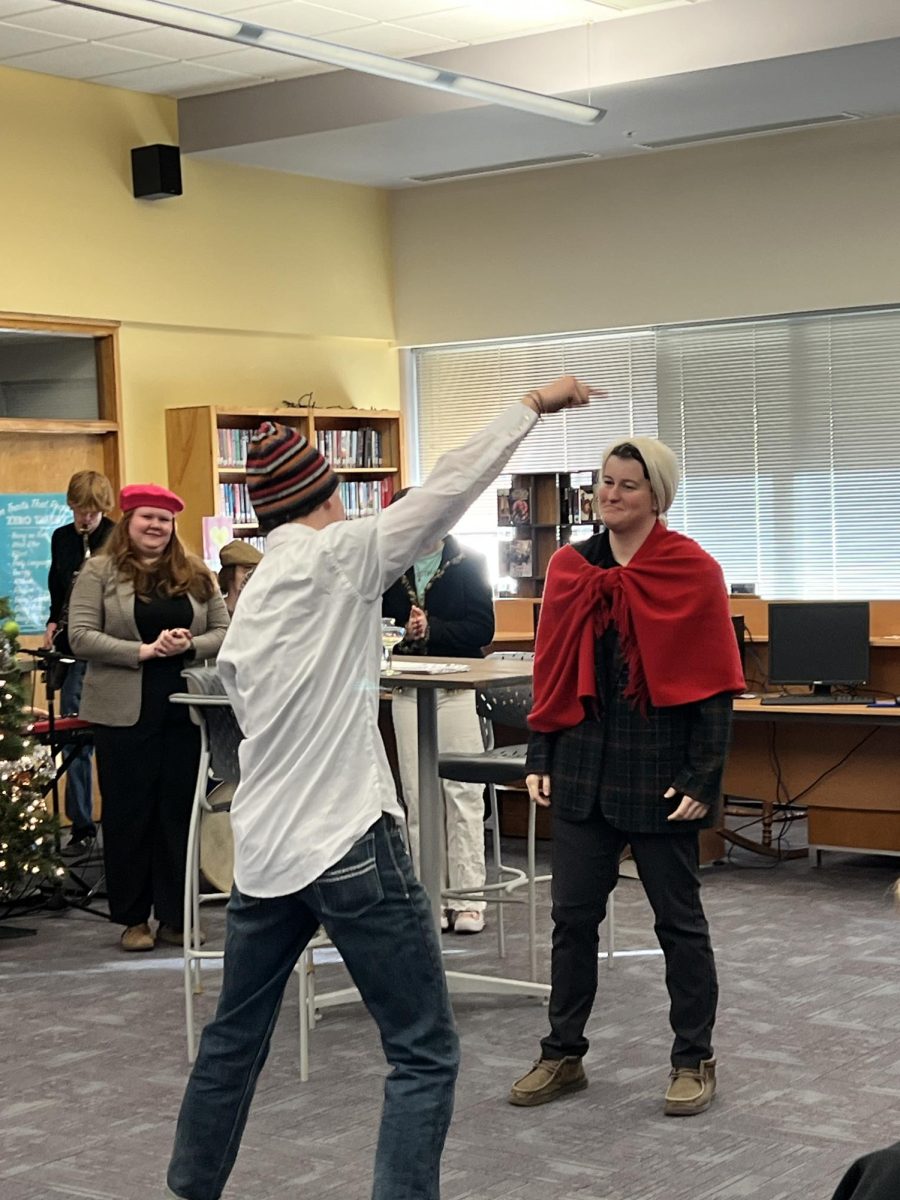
[
  {"left": 383, "top": 489, "right": 494, "bottom": 934},
  {"left": 44, "top": 470, "right": 115, "bottom": 847},
  {"left": 68, "top": 484, "right": 229, "bottom": 952},
  {"left": 164, "top": 377, "right": 600, "bottom": 1200},
  {"left": 508, "top": 438, "right": 744, "bottom": 1116},
  {"left": 217, "top": 539, "right": 263, "bottom": 617}
]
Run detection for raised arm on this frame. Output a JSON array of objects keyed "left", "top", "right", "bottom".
[{"left": 334, "top": 377, "right": 598, "bottom": 602}]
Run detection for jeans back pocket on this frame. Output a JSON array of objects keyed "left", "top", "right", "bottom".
[{"left": 312, "top": 830, "right": 384, "bottom": 919}]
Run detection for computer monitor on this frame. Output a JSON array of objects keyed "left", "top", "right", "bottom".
[{"left": 767, "top": 601, "right": 870, "bottom": 700}]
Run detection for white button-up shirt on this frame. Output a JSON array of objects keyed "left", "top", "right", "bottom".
[{"left": 219, "top": 402, "right": 537, "bottom": 898}]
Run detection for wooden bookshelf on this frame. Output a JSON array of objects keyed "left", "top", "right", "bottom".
[
  {"left": 165, "top": 405, "right": 405, "bottom": 556},
  {"left": 497, "top": 470, "right": 598, "bottom": 599}
]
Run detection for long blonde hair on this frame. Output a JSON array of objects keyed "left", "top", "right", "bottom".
[{"left": 100, "top": 515, "right": 216, "bottom": 602}]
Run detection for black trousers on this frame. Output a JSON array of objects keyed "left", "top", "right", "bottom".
[
  {"left": 541, "top": 809, "right": 718, "bottom": 1068},
  {"left": 94, "top": 712, "right": 200, "bottom": 929}
]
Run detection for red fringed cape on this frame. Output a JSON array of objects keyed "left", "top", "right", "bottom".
[{"left": 528, "top": 521, "right": 745, "bottom": 733}]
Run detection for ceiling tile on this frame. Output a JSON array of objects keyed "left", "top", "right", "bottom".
[
  {"left": 330, "top": 21, "right": 465, "bottom": 57},
  {"left": 102, "top": 26, "right": 239, "bottom": 59},
  {"left": 294, "top": 1, "right": 468, "bottom": 18},
  {"left": 0, "top": 20, "right": 78, "bottom": 56},
  {"left": 6, "top": 5, "right": 147, "bottom": 38},
  {"left": 92, "top": 57, "right": 260, "bottom": 94},
  {"left": 222, "top": 1, "right": 374, "bottom": 36},
  {"left": 3, "top": 39, "right": 169, "bottom": 76},
  {"left": 191, "top": 44, "right": 334, "bottom": 77},
  {"left": 393, "top": 2, "right": 603, "bottom": 43},
  {"left": 0, "top": 0, "right": 51, "bottom": 17}
]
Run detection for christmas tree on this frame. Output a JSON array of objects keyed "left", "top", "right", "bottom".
[{"left": 0, "top": 597, "right": 63, "bottom": 907}]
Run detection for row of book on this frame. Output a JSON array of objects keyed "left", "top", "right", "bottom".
[
  {"left": 560, "top": 486, "right": 602, "bottom": 525},
  {"left": 338, "top": 478, "right": 395, "bottom": 519},
  {"left": 497, "top": 484, "right": 601, "bottom": 526},
  {"left": 217, "top": 427, "right": 252, "bottom": 468},
  {"left": 219, "top": 482, "right": 254, "bottom": 525},
  {"left": 218, "top": 477, "right": 397, "bottom": 526},
  {"left": 317, "top": 427, "right": 385, "bottom": 468},
  {"left": 217, "top": 426, "right": 390, "bottom": 471}
]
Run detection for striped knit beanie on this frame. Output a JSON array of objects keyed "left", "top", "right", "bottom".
[{"left": 246, "top": 421, "right": 339, "bottom": 531}]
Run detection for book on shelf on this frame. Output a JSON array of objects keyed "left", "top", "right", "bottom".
[
  {"left": 508, "top": 538, "right": 533, "bottom": 578},
  {"left": 497, "top": 485, "right": 533, "bottom": 527},
  {"left": 218, "top": 481, "right": 254, "bottom": 525},
  {"left": 202, "top": 515, "right": 234, "bottom": 567},
  {"left": 509, "top": 487, "right": 531, "bottom": 526},
  {"left": 337, "top": 476, "right": 395, "bottom": 519},
  {"left": 316, "top": 426, "right": 384, "bottom": 469},
  {"left": 578, "top": 486, "right": 596, "bottom": 524},
  {"left": 217, "top": 427, "right": 251, "bottom": 468},
  {"left": 497, "top": 489, "right": 512, "bottom": 526}
]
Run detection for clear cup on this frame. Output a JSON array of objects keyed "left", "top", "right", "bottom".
[{"left": 381, "top": 621, "right": 405, "bottom": 676}]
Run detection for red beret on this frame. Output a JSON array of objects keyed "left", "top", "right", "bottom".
[{"left": 119, "top": 483, "right": 184, "bottom": 515}]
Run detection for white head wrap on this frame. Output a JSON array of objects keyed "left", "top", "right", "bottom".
[{"left": 601, "top": 437, "right": 681, "bottom": 515}]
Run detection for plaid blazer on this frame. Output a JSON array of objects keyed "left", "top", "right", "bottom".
[{"left": 525, "top": 532, "right": 733, "bottom": 834}]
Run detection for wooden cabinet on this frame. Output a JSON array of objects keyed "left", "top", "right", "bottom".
[{"left": 165, "top": 405, "right": 404, "bottom": 556}]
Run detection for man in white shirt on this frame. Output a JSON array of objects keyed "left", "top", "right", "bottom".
[{"left": 165, "top": 376, "right": 596, "bottom": 1200}]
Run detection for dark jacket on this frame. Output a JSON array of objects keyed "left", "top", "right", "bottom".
[
  {"left": 831, "top": 1143, "right": 900, "bottom": 1200},
  {"left": 382, "top": 534, "right": 494, "bottom": 659},
  {"left": 47, "top": 518, "right": 115, "bottom": 626},
  {"left": 525, "top": 530, "right": 732, "bottom": 833}
]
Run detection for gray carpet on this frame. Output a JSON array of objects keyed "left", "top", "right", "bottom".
[{"left": 1, "top": 827, "right": 897, "bottom": 1200}]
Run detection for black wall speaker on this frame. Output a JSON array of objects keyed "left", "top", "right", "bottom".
[{"left": 131, "top": 144, "right": 182, "bottom": 200}]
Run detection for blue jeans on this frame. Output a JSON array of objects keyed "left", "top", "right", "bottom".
[
  {"left": 59, "top": 661, "right": 95, "bottom": 837},
  {"left": 167, "top": 815, "right": 459, "bottom": 1200}
]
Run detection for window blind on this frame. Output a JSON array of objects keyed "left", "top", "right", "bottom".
[
  {"left": 413, "top": 306, "right": 900, "bottom": 598},
  {"left": 658, "top": 309, "right": 900, "bottom": 599},
  {"left": 413, "top": 330, "right": 657, "bottom": 553}
]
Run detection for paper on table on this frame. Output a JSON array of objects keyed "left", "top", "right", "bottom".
[{"left": 387, "top": 661, "right": 471, "bottom": 674}]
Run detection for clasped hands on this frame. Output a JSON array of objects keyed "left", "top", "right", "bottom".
[
  {"left": 406, "top": 604, "right": 428, "bottom": 641},
  {"left": 140, "top": 627, "right": 192, "bottom": 660},
  {"left": 525, "top": 775, "right": 709, "bottom": 821}
]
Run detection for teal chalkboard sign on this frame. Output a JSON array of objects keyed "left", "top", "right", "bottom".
[{"left": 0, "top": 494, "right": 69, "bottom": 634}]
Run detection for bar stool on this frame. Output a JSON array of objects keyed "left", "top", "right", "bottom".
[
  {"left": 171, "top": 667, "right": 355, "bottom": 1079},
  {"left": 438, "top": 667, "right": 617, "bottom": 980}
]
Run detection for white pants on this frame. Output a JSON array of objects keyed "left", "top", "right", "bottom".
[{"left": 391, "top": 688, "right": 487, "bottom": 914}]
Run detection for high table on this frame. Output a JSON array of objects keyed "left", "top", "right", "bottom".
[{"left": 380, "top": 655, "right": 550, "bottom": 1000}]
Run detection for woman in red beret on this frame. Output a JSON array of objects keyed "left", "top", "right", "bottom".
[{"left": 68, "top": 484, "right": 229, "bottom": 951}]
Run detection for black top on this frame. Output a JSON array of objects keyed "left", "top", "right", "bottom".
[
  {"left": 134, "top": 593, "right": 193, "bottom": 723},
  {"left": 47, "top": 518, "right": 115, "bottom": 625},
  {"left": 525, "top": 530, "right": 733, "bottom": 833},
  {"left": 382, "top": 534, "right": 494, "bottom": 659}
]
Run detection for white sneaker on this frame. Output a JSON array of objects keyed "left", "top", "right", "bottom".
[
  {"left": 440, "top": 909, "right": 451, "bottom": 932},
  {"left": 453, "top": 909, "right": 485, "bottom": 934}
]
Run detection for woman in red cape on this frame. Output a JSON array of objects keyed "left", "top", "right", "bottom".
[{"left": 509, "top": 437, "right": 744, "bottom": 1117}]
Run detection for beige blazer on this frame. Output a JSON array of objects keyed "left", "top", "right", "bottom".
[{"left": 68, "top": 555, "right": 230, "bottom": 727}]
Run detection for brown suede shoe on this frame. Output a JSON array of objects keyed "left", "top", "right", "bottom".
[
  {"left": 120, "top": 923, "right": 155, "bottom": 952},
  {"left": 664, "top": 1057, "right": 716, "bottom": 1116},
  {"left": 508, "top": 1056, "right": 587, "bottom": 1107}
]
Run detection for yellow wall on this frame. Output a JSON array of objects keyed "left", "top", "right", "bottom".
[
  {"left": 0, "top": 65, "right": 398, "bottom": 483},
  {"left": 390, "top": 115, "right": 900, "bottom": 346}
]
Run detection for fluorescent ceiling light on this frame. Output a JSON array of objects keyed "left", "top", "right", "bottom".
[
  {"left": 60, "top": 0, "right": 606, "bottom": 126},
  {"left": 409, "top": 153, "right": 598, "bottom": 184},
  {"left": 632, "top": 113, "right": 861, "bottom": 149}
]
